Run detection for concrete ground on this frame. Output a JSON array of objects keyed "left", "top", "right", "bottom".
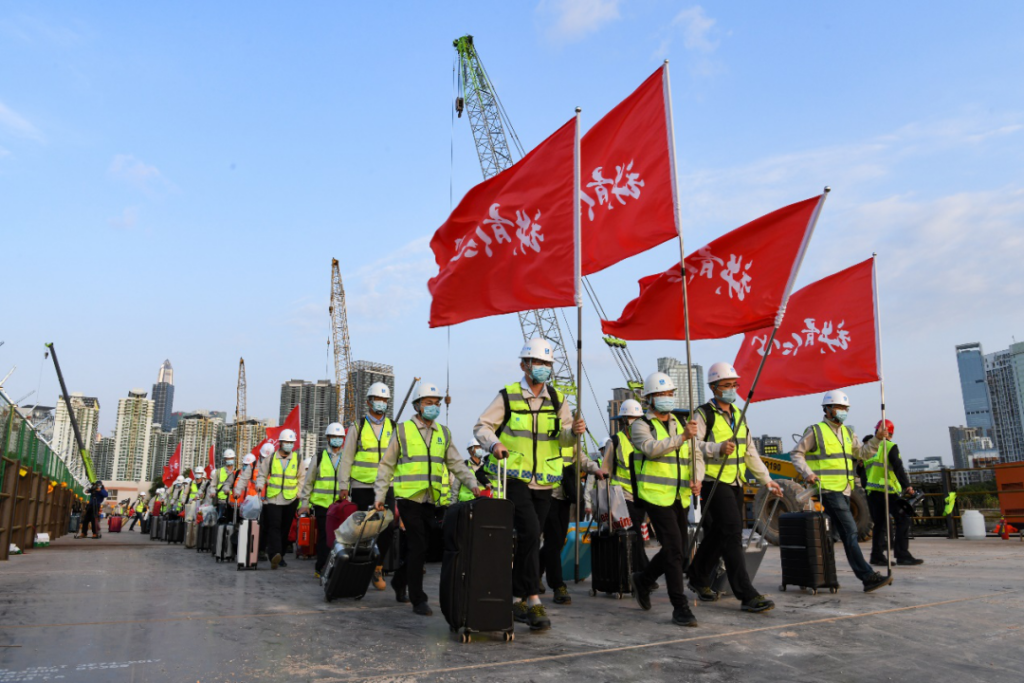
[{"left": 1, "top": 526, "right": 1021, "bottom": 683}]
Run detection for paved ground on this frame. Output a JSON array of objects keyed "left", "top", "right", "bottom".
[{"left": 0, "top": 526, "right": 1021, "bottom": 683}]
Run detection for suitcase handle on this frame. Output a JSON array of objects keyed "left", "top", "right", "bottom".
[{"left": 747, "top": 488, "right": 782, "bottom": 550}]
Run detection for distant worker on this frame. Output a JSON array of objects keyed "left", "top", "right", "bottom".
[
  {"left": 790, "top": 390, "right": 893, "bottom": 592},
  {"left": 209, "top": 450, "right": 238, "bottom": 514},
  {"left": 628, "top": 372, "right": 702, "bottom": 627},
  {"left": 374, "top": 381, "right": 481, "bottom": 616},
  {"left": 601, "top": 399, "right": 652, "bottom": 574},
  {"left": 80, "top": 481, "right": 109, "bottom": 539},
  {"left": 298, "top": 422, "right": 347, "bottom": 578},
  {"left": 455, "top": 437, "right": 488, "bottom": 501},
  {"left": 128, "top": 495, "right": 148, "bottom": 531},
  {"left": 474, "top": 338, "right": 586, "bottom": 632},
  {"left": 237, "top": 429, "right": 305, "bottom": 569},
  {"left": 687, "top": 362, "right": 782, "bottom": 613},
  {"left": 866, "top": 419, "right": 922, "bottom": 567},
  {"left": 337, "top": 381, "right": 399, "bottom": 592}
]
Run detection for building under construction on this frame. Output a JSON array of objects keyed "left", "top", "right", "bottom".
[{"left": 345, "top": 360, "right": 395, "bottom": 427}]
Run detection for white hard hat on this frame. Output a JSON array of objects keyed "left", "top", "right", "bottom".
[
  {"left": 821, "top": 390, "right": 851, "bottom": 407},
  {"left": 186, "top": 476, "right": 194, "bottom": 482},
  {"left": 259, "top": 443, "right": 275, "bottom": 459},
  {"left": 707, "top": 362, "right": 740, "bottom": 384},
  {"left": 175, "top": 476, "right": 185, "bottom": 484},
  {"left": 616, "top": 399, "right": 643, "bottom": 418},
  {"left": 325, "top": 422, "right": 346, "bottom": 437},
  {"left": 367, "top": 382, "right": 391, "bottom": 399},
  {"left": 279, "top": 429, "right": 297, "bottom": 442},
  {"left": 223, "top": 449, "right": 236, "bottom": 461},
  {"left": 413, "top": 380, "right": 444, "bottom": 402},
  {"left": 602, "top": 437, "right": 613, "bottom": 449},
  {"left": 520, "top": 337, "right": 554, "bottom": 362},
  {"left": 643, "top": 371, "right": 676, "bottom": 396},
  {"left": 194, "top": 469, "right": 206, "bottom": 478},
  {"left": 157, "top": 488, "right": 165, "bottom": 494},
  {"left": 467, "top": 436, "right": 480, "bottom": 449},
  {"left": 243, "top": 453, "right": 257, "bottom": 465}
]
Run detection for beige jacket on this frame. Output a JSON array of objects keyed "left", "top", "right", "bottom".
[
  {"left": 790, "top": 419, "right": 881, "bottom": 496},
  {"left": 234, "top": 451, "right": 307, "bottom": 506}
]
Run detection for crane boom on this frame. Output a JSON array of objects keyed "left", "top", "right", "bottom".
[
  {"left": 330, "top": 258, "right": 355, "bottom": 426},
  {"left": 235, "top": 357, "right": 246, "bottom": 455}
]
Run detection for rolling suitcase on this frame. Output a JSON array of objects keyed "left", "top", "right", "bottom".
[
  {"left": 108, "top": 516, "right": 123, "bottom": 533},
  {"left": 237, "top": 518, "right": 261, "bottom": 570},
  {"left": 214, "top": 523, "right": 235, "bottom": 562},
  {"left": 149, "top": 515, "right": 160, "bottom": 540},
  {"left": 141, "top": 516, "right": 151, "bottom": 535},
  {"left": 778, "top": 510, "right": 840, "bottom": 596},
  {"left": 184, "top": 521, "right": 198, "bottom": 549},
  {"left": 440, "top": 462, "right": 515, "bottom": 643},
  {"left": 590, "top": 530, "right": 634, "bottom": 598},
  {"left": 68, "top": 513, "right": 81, "bottom": 533},
  {"left": 321, "top": 511, "right": 391, "bottom": 601},
  {"left": 296, "top": 515, "right": 316, "bottom": 560},
  {"left": 197, "top": 524, "right": 214, "bottom": 552},
  {"left": 166, "top": 518, "right": 185, "bottom": 545},
  {"left": 561, "top": 519, "right": 595, "bottom": 582}
]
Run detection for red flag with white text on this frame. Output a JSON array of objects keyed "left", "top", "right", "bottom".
[
  {"left": 732, "top": 258, "right": 879, "bottom": 402},
  {"left": 428, "top": 118, "right": 577, "bottom": 327},
  {"left": 601, "top": 195, "right": 824, "bottom": 340},
  {"left": 162, "top": 443, "right": 181, "bottom": 486}
]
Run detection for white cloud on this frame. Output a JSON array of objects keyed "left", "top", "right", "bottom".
[
  {"left": 108, "top": 154, "right": 173, "bottom": 194},
  {"left": 653, "top": 6, "right": 724, "bottom": 73},
  {"left": 108, "top": 206, "right": 139, "bottom": 230},
  {"left": 0, "top": 100, "right": 43, "bottom": 141},
  {"left": 537, "top": 0, "right": 623, "bottom": 43},
  {"left": 346, "top": 236, "right": 436, "bottom": 331}
]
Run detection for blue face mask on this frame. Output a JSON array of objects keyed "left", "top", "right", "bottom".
[
  {"left": 529, "top": 364, "right": 552, "bottom": 383},
  {"left": 718, "top": 389, "right": 739, "bottom": 404},
  {"left": 833, "top": 410, "right": 849, "bottom": 424},
  {"left": 329, "top": 437, "right": 344, "bottom": 448},
  {"left": 420, "top": 404, "right": 441, "bottom": 421},
  {"left": 653, "top": 396, "right": 676, "bottom": 413},
  {"left": 371, "top": 400, "right": 388, "bottom": 414}
]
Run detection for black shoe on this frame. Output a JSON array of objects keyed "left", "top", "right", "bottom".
[
  {"left": 526, "top": 603, "right": 551, "bottom": 631},
  {"left": 687, "top": 581, "right": 719, "bottom": 602},
  {"left": 869, "top": 556, "right": 889, "bottom": 567},
  {"left": 672, "top": 606, "right": 698, "bottom": 627},
  {"left": 741, "top": 595, "right": 775, "bottom": 613},
  {"left": 270, "top": 553, "right": 282, "bottom": 570},
  {"left": 279, "top": 559, "right": 288, "bottom": 568},
  {"left": 412, "top": 602, "right": 433, "bottom": 616},
  {"left": 863, "top": 572, "right": 894, "bottom": 593},
  {"left": 651, "top": 581, "right": 660, "bottom": 590},
  {"left": 630, "top": 572, "right": 652, "bottom": 611},
  {"left": 552, "top": 585, "right": 572, "bottom": 605},
  {"left": 513, "top": 600, "right": 529, "bottom": 623},
  {"left": 897, "top": 557, "right": 924, "bottom": 566},
  {"left": 395, "top": 587, "right": 410, "bottom": 603}
]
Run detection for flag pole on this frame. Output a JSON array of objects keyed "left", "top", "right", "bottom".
[
  {"left": 873, "top": 252, "right": 893, "bottom": 577},
  {"left": 573, "top": 106, "right": 584, "bottom": 584}
]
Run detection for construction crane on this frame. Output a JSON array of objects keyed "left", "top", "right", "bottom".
[
  {"left": 453, "top": 34, "right": 578, "bottom": 403},
  {"left": 330, "top": 258, "right": 355, "bottom": 426},
  {"left": 235, "top": 357, "right": 246, "bottom": 455}
]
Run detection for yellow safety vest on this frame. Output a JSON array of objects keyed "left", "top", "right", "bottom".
[
  {"left": 393, "top": 420, "right": 451, "bottom": 502},
  {"left": 699, "top": 403, "right": 748, "bottom": 485},
  {"left": 484, "top": 382, "right": 564, "bottom": 487},
  {"left": 217, "top": 467, "right": 232, "bottom": 501},
  {"left": 635, "top": 415, "right": 692, "bottom": 508},
  {"left": 310, "top": 450, "right": 341, "bottom": 508},
  {"left": 609, "top": 429, "right": 637, "bottom": 497},
  {"left": 352, "top": 418, "right": 395, "bottom": 485},
  {"left": 865, "top": 440, "right": 902, "bottom": 495},
  {"left": 266, "top": 454, "right": 300, "bottom": 501},
  {"left": 805, "top": 421, "right": 856, "bottom": 492}
]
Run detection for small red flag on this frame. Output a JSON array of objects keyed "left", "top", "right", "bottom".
[
  {"left": 255, "top": 404, "right": 302, "bottom": 457},
  {"left": 163, "top": 443, "right": 181, "bottom": 486},
  {"left": 428, "top": 118, "right": 577, "bottom": 327},
  {"left": 207, "top": 445, "right": 215, "bottom": 477},
  {"left": 602, "top": 195, "right": 824, "bottom": 340},
  {"left": 733, "top": 258, "right": 879, "bottom": 402}
]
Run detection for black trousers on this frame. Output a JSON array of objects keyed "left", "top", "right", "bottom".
[
  {"left": 868, "top": 492, "right": 912, "bottom": 561},
  {"left": 82, "top": 506, "right": 100, "bottom": 536},
  {"left": 506, "top": 479, "right": 553, "bottom": 599},
  {"left": 626, "top": 499, "right": 651, "bottom": 572},
  {"left": 640, "top": 498, "right": 690, "bottom": 609},
  {"left": 689, "top": 481, "right": 758, "bottom": 602},
  {"left": 350, "top": 488, "right": 395, "bottom": 562},
  {"left": 264, "top": 500, "right": 298, "bottom": 559},
  {"left": 394, "top": 499, "right": 436, "bottom": 606},
  {"left": 313, "top": 505, "right": 330, "bottom": 572},
  {"left": 128, "top": 512, "right": 143, "bottom": 530},
  {"left": 541, "top": 497, "right": 572, "bottom": 589}
]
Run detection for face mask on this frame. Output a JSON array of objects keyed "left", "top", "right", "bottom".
[
  {"left": 653, "top": 397, "right": 676, "bottom": 413},
  {"left": 718, "top": 389, "right": 739, "bottom": 404},
  {"left": 329, "top": 437, "right": 344, "bottom": 448},
  {"left": 420, "top": 404, "right": 441, "bottom": 421},
  {"left": 529, "top": 364, "right": 552, "bottom": 383},
  {"left": 281, "top": 443, "right": 295, "bottom": 454},
  {"left": 469, "top": 449, "right": 481, "bottom": 462},
  {"left": 833, "top": 410, "right": 849, "bottom": 424},
  {"left": 371, "top": 400, "right": 388, "bottom": 414}
]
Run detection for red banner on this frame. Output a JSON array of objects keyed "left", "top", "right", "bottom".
[
  {"left": 162, "top": 443, "right": 181, "bottom": 486},
  {"left": 733, "top": 258, "right": 879, "bottom": 402},
  {"left": 602, "top": 195, "right": 823, "bottom": 340},
  {"left": 207, "top": 445, "right": 215, "bottom": 477},
  {"left": 580, "top": 65, "right": 676, "bottom": 275},
  {"left": 429, "top": 118, "right": 576, "bottom": 327}
]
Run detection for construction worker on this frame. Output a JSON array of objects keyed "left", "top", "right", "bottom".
[
  {"left": 298, "top": 422, "right": 347, "bottom": 578},
  {"left": 128, "top": 495, "right": 147, "bottom": 531},
  {"left": 790, "top": 390, "right": 894, "bottom": 592},
  {"left": 206, "top": 450, "right": 237, "bottom": 514},
  {"left": 600, "top": 399, "right": 651, "bottom": 573},
  {"left": 455, "top": 437, "right": 488, "bottom": 502},
  {"left": 236, "top": 429, "right": 305, "bottom": 569},
  {"left": 628, "top": 371, "right": 703, "bottom": 627},
  {"left": 866, "top": 419, "right": 922, "bottom": 567},
  {"left": 337, "top": 382, "right": 398, "bottom": 592},
  {"left": 473, "top": 338, "right": 586, "bottom": 632},
  {"left": 169, "top": 476, "right": 187, "bottom": 514},
  {"left": 374, "top": 381, "right": 481, "bottom": 616},
  {"left": 686, "top": 362, "right": 782, "bottom": 613}
]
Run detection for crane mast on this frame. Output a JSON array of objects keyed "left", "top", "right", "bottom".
[
  {"left": 235, "top": 357, "right": 246, "bottom": 455},
  {"left": 330, "top": 258, "right": 355, "bottom": 426},
  {"left": 453, "top": 35, "right": 578, "bottom": 402}
]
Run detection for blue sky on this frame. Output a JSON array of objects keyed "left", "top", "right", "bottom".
[{"left": 3, "top": 1, "right": 1023, "bottom": 463}]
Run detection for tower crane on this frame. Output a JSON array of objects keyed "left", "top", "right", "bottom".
[
  {"left": 330, "top": 258, "right": 355, "bottom": 426},
  {"left": 235, "top": 357, "right": 246, "bottom": 455}
]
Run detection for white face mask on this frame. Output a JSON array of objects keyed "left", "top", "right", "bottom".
[{"left": 281, "top": 443, "right": 295, "bottom": 454}]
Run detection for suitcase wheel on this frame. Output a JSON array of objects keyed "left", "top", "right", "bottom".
[
  {"left": 503, "top": 631, "right": 514, "bottom": 642},
  {"left": 459, "top": 631, "right": 471, "bottom": 644},
  {"left": 829, "top": 587, "right": 838, "bottom": 594},
  {"left": 809, "top": 588, "right": 818, "bottom": 596},
  {"left": 616, "top": 592, "right": 624, "bottom": 600},
  {"left": 589, "top": 588, "right": 597, "bottom": 597}
]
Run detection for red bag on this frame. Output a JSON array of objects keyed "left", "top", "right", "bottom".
[
  {"left": 326, "top": 501, "right": 358, "bottom": 542},
  {"left": 297, "top": 516, "right": 316, "bottom": 558},
  {"left": 151, "top": 501, "right": 162, "bottom": 515},
  {"left": 288, "top": 517, "right": 298, "bottom": 543}
]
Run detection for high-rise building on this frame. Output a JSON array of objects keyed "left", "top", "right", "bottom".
[
  {"left": 92, "top": 434, "right": 116, "bottom": 481},
  {"left": 151, "top": 360, "right": 175, "bottom": 429},
  {"left": 174, "top": 413, "right": 219, "bottom": 475},
  {"left": 279, "top": 379, "right": 339, "bottom": 456},
  {"left": 52, "top": 393, "right": 100, "bottom": 482},
  {"left": 607, "top": 387, "right": 635, "bottom": 435},
  {"left": 167, "top": 411, "right": 184, "bottom": 430},
  {"left": 218, "top": 419, "right": 268, "bottom": 464},
  {"left": 948, "top": 425, "right": 997, "bottom": 470},
  {"left": 345, "top": 361, "right": 396, "bottom": 429},
  {"left": 956, "top": 343, "right": 994, "bottom": 430},
  {"left": 146, "top": 425, "right": 174, "bottom": 482},
  {"left": 111, "top": 389, "right": 154, "bottom": 482},
  {"left": 753, "top": 435, "right": 784, "bottom": 456},
  {"left": 985, "top": 344, "right": 1024, "bottom": 463},
  {"left": 657, "top": 358, "right": 705, "bottom": 411}
]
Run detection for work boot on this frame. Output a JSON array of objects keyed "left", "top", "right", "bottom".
[
  {"left": 271, "top": 553, "right": 282, "bottom": 570},
  {"left": 412, "top": 602, "right": 433, "bottom": 616},
  {"left": 279, "top": 559, "right": 288, "bottom": 568},
  {"left": 512, "top": 600, "right": 530, "bottom": 623},
  {"left": 897, "top": 557, "right": 924, "bottom": 566},
  {"left": 672, "top": 605, "right": 698, "bottom": 627},
  {"left": 869, "top": 555, "right": 889, "bottom": 567},
  {"left": 687, "top": 582, "right": 719, "bottom": 602},
  {"left": 394, "top": 583, "right": 410, "bottom": 603},
  {"left": 630, "top": 572, "right": 652, "bottom": 611},
  {"left": 526, "top": 604, "right": 551, "bottom": 631},
  {"left": 552, "top": 585, "right": 572, "bottom": 605},
  {"left": 741, "top": 595, "right": 775, "bottom": 613},
  {"left": 373, "top": 566, "right": 386, "bottom": 590},
  {"left": 314, "top": 571, "right": 321, "bottom": 580},
  {"left": 863, "top": 572, "right": 894, "bottom": 593}
]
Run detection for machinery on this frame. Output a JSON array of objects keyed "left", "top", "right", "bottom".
[
  {"left": 330, "top": 258, "right": 355, "bottom": 426},
  {"left": 235, "top": 358, "right": 246, "bottom": 456}
]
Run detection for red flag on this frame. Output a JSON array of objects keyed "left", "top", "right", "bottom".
[
  {"left": 733, "top": 259, "right": 879, "bottom": 402},
  {"left": 579, "top": 65, "right": 677, "bottom": 275},
  {"left": 602, "top": 195, "right": 824, "bottom": 340},
  {"left": 207, "top": 445, "right": 215, "bottom": 477},
  {"left": 162, "top": 443, "right": 181, "bottom": 486},
  {"left": 428, "top": 118, "right": 577, "bottom": 327},
  {"left": 254, "top": 405, "right": 302, "bottom": 457}
]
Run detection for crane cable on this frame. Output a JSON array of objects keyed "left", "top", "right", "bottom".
[{"left": 445, "top": 56, "right": 457, "bottom": 426}]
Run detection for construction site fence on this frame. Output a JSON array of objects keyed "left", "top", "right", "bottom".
[
  {"left": 900, "top": 463, "right": 1024, "bottom": 539},
  {"left": 1, "top": 407, "right": 86, "bottom": 561}
]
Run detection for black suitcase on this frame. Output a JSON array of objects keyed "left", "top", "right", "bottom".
[
  {"left": 439, "top": 496, "right": 516, "bottom": 643},
  {"left": 197, "top": 525, "right": 214, "bottom": 552},
  {"left": 140, "top": 517, "right": 151, "bottom": 534},
  {"left": 778, "top": 511, "right": 840, "bottom": 595},
  {"left": 213, "top": 523, "right": 235, "bottom": 563},
  {"left": 321, "top": 511, "right": 387, "bottom": 601},
  {"left": 590, "top": 530, "right": 635, "bottom": 598},
  {"left": 381, "top": 527, "right": 401, "bottom": 575},
  {"left": 149, "top": 516, "right": 159, "bottom": 540},
  {"left": 166, "top": 518, "right": 185, "bottom": 545}
]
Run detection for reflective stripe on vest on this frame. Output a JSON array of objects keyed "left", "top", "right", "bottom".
[
  {"left": 610, "top": 430, "right": 636, "bottom": 497},
  {"left": 309, "top": 450, "right": 341, "bottom": 508},
  {"left": 636, "top": 415, "right": 692, "bottom": 508},
  {"left": 865, "top": 441, "right": 902, "bottom": 494},
  {"left": 485, "top": 383, "right": 564, "bottom": 487},
  {"left": 701, "top": 403, "right": 748, "bottom": 485},
  {"left": 266, "top": 454, "right": 299, "bottom": 500},
  {"left": 352, "top": 418, "right": 395, "bottom": 485},
  {"left": 806, "top": 422, "right": 855, "bottom": 492},
  {"left": 217, "top": 467, "right": 231, "bottom": 501},
  {"left": 394, "top": 421, "right": 450, "bottom": 501}
]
